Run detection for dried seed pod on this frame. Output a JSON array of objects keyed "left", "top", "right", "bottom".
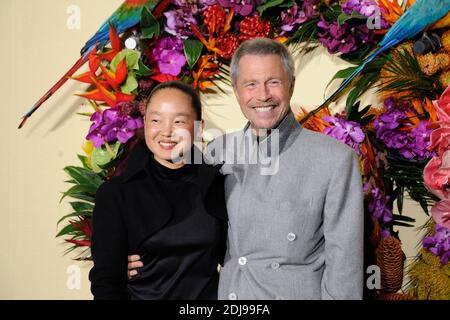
[{"left": 376, "top": 236, "right": 404, "bottom": 293}]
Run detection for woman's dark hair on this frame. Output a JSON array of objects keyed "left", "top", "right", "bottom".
[{"left": 145, "top": 81, "right": 202, "bottom": 121}]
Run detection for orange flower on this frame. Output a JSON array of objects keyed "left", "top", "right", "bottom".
[
  {"left": 74, "top": 58, "right": 134, "bottom": 107},
  {"left": 377, "top": 0, "right": 415, "bottom": 26},
  {"left": 192, "top": 55, "right": 220, "bottom": 92},
  {"left": 191, "top": 7, "right": 234, "bottom": 57},
  {"left": 296, "top": 107, "right": 332, "bottom": 132},
  {"left": 72, "top": 23, "right": 135, "bottom": 107}
]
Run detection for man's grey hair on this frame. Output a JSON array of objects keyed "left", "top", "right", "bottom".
[{"left": 230, "top": 38, "right": 295, "bottom": 87}]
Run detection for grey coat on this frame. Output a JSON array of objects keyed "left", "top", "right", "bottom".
[{"left": 206, "top": 110, "right": 364, "bottom": 300}]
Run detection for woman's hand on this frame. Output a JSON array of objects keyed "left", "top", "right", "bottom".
[{"left": 127, "top": 255, "right": 143, "bottom": 279}]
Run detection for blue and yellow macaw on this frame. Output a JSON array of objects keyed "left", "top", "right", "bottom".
[
  {"left": 302, "top": 0, "right": 450, "bottom": 123},
  {"left": 18, "top": 0, "right": 166, "bottom": 129}
]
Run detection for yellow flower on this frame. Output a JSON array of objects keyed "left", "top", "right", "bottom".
[{"left": 82, "top": 140, "right": 94, "bottom": 169}]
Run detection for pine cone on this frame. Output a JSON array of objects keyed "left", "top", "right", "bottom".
[{"left": 376, "top": 236, "right": 404, "bottom": 293}]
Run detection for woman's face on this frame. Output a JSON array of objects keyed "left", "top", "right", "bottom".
[{"left": 144, "top": 88, "right": 200, "bottom": 168}]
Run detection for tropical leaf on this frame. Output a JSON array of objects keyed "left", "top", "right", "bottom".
[
  {"left": 345, "top": 71, "right": 378, "bottom": 116},
  {"left": 257, "top": 0, "right": 290, "bottom": 15},
  {"left": 57, "top": 211, "right": 92, "bottom": 227},
  {"left": 70, "top": 201, "right": 94, "bottom": 212},
  {"left": 141, "top": 6, "right": 160, "bottom": 39},
  {"left": 184, "top": 39, "right": 204, "bottom": 70},
  {"left": 56, "top": 223, "right": 77, "bottom": 238},
  {"left": 63, "top": 166, "right": 103, "bottom": 192},
  {"left": 378, "top": 48, "right": 442, "bottom": 101}
]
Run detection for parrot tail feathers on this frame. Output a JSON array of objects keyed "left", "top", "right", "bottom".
[{"left": 18, "top": 54, "right": 89, "bottom": 129}]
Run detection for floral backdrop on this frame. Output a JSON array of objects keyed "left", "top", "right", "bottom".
[{"left": 20, "top": 0, "right": 450, "bottom": 299}]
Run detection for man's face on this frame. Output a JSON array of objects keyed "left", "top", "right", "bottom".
[{"left": 234, "top": 54, "right": 295, "bottom": 134}]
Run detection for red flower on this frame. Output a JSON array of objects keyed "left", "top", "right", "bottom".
[
  {"left": 239, "top": 16, "right": 272, "bottom": 42},
  {"left": 203, "top": 5, "right": 227, "bottom": 36},
  {"left": 217, "top": 33, "right": 240, "bottom": 59}
]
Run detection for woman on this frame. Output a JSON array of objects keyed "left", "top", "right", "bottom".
[{"left": 89, "top": 81, "right": 228, "bottom": 300}]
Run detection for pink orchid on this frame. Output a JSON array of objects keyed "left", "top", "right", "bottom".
[
  {"left": 431, "top": 199, "right": 450, "bottom": 229},
  {"left": 423, "top": 150, "right": 450, "bottom": 199},
  {"left": 429, "top": 124, "right": 450, "bottom": 156},
  {"left": 432, "top": 85, "right": 450, "bottom": 124}
]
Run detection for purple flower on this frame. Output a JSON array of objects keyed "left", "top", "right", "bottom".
[
  {"left": 280, "top": 4, "right": 309, "bottom": 35},
  {"left": 217, "top": 0, "right": 263, "bottom": 16},
  {"left": 302, "top": 0, "right": 320, "bottom": 19},
  {"left": 317, "top": 16, "right": 375, "bottom": 54},
  {"left": 172, "top": 0, "right": 216, "bottom": 9},
  {"left": 341, "top": 0, "right": 390, "bottom": 29},
  {"left": 152, "top": 37, "right": 187, "bottom": 76},
  {"left": 158, "top": 50, "right": 187, "bottom": 76},
  {"left": 164, "top": 5, "right": 199, "bottom": 39},
  {"left": 323, "top": 115, "right": 365, "bottom": 154},
  {"left": 364, "top": 183, "right": 393, "bottom": 224},
  {"left": 86, "top": 109, "right": 143, "bottom": 148},
  {"left": 423, "top": 224, "right": 450, "bottom": 265},
  {"left": 374, "top": 99, "right": 435, "bottom": 160},
  {"left": 342, "top": 0, "right": 378, "bottom": 17}
]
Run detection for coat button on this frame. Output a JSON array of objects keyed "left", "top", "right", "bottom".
[
  {"left": 271, "top": 262, "right": 280, "bottom": 270},
  {"left": 287, "top": 232, "right": 297, "bottom": 241},
  {"left": 238, "top": 257, "right": 247, "bottom": 265},
  {"left": 229, "top": 292, "right": 237, "bottom": 300}
]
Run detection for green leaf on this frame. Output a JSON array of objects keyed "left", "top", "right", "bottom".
[
  {"left": 63, "top": 166, "right": 103, "bottom": 191},
  {"left": 345, "top": 72, "right": 378, "bottom": 116},
  {"left": 378, "top": 48, "right": 441, "bottom": 101},
  {"left": 136, "top": 59, "right": 152, "bottom": 77},
  {"left": 63, "top": 193, "right": 95, "bottom": 203},
  {"left": 70, "top": 201, "right": 94, "bottom": 213},
  {"left": 57, "top": 211, "right": 92, "bottom": 227},
  {"left": 331, "top": 66, "right": 358, "bottom": 82},
  {"left": 396, "top": 185, "right": 404, "bottom": 215},
  {"left": 56, "top": 223, "right": 77, "bottom": 238},
  {"left": 257, "top": 0, "right": 288, "bottom": 15},
  {"left": 337, "top": 11, "right": 367, "bottom": 26},
  {"left": 77, "top": 154, "right": 90, "bottom": 170},
  {"left": 184, "top": 39, "right": 204, "bottom": 70},
  {"left": 121, "top": 71, "right": 138, "bottom": 94},
  {"left": 60, "top": 185, "right": 97, "bottom": 203},
  {"left": 337, "top": 13, "right": 352, "bottom": 25},
  {"left": 419, "top": 199, "right": 430, "bottom": 215},
  {"left": 392, "top": 214, "right": 416, "bottom": 223},
  {"left": 111, "top": 49, "right": 140, "bottom": 72},
  {"left": 141, "top": 6, "right": 160, "bottom": 39},
  {"left": 91, "top": 142, "right": 122, "bottom": 173}
]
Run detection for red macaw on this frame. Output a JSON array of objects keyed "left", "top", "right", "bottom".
[{"left": 18, "top": 0, "right": 169, "bottom": 129}]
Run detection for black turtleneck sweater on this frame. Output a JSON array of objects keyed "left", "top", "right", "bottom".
[{"left": 89, "top": 141, "right": 228, "bottom": 300}]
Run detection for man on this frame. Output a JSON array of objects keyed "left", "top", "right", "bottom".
[{"left": 128, "top": 38, "right": 364, "bottom": 300}]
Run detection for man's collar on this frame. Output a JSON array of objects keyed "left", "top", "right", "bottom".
[{"left": 242, "top": 109, "right": 302, "bottom": 152}]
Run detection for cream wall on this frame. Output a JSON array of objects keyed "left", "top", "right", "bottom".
[{"left": 1, "top": 0, "right": 427, "bottom": 299}]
